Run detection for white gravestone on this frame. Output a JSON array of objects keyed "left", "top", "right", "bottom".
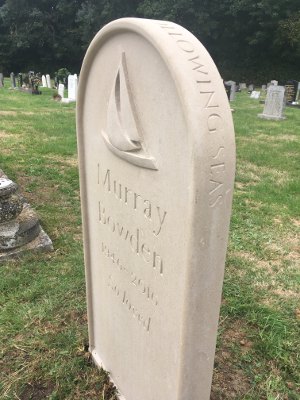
[
  {"left": 250, "top": 91, "right": 261, "bottom": 99},
  {"left": 258, "top": 85, "right": 286, "bottom": 120},
  {"left": 46, "top": 74, "right": 51, "bottom": 88},
  {"left": 77, "top": 18, "right": 235, "bottom": 400},
  {"left": 68, "top": 74, "right": 78, "bottom": 101},
  {"left": 58, "top": 83, "right": 64, "bottom": 98},
  {"left": 42, "top": 75, "right": 47, "bottom": 87},
  {"left": 271, "top": 80, "right": 278, "bottom": 86}
]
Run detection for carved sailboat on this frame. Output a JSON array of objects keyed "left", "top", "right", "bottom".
[{"left": 102, "top": 52, "right": 157, "bottom": 170}]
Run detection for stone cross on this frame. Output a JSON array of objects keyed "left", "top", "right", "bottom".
[
  {"left": 76, "top": 18, "right": 235, "bottom": 400},
  {"left": 258, "top": 85, "right": 286, "bottom": 120}
]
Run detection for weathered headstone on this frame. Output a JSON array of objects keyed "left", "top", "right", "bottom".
[
  {"left": 239, "top": 82, "right": 247, "bottom": 90},
  {"left": 250, "top": 91, "right": 261, "bottom": 99},
  {"left": 225, "top": 80, "right": 236, "bottom": 101},
  {"left": 46, "top": 74, "right": 51, "bottom": 88},
  {"left": 0, "top": 171, "right": 53, "bottom": 261},
  {"left": 0, "top": 73, "right": 4, "bottom": 87},
  {"left": 58, "top": 83, "right": 65, "bottom": 98},
  {"left": 10, "top": 72, "right": 16, "bottom": 88},
  {"left": 284, "top": 80, "right": 298, "bottom": 103},
  {"left": 42, "top": 75, "right": 47, "bottom": 87},
  {"left": 258, "top": 85, "right": 286, "bottom": 120},
  {"left": 261, "top": 84, "right": 266, "bottom": 90},
  {"left": 77, "top": 18, "right": 235, "bottom": 400},
  {"left": 248, "top": 84, "right": 254, "bottom": 91},
  {"left": 296, "top": 82, "right": 300, "bottom": 101},
  {"left": 270, "top": 80, "right": 278, "bottom": 86},
  {"left": 67, "top": 74, "right": 78, "bottom": 101}
]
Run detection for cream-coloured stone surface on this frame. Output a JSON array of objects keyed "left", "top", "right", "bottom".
[{"left": 77, "top": 18, "right": 235, "bottom": 400}]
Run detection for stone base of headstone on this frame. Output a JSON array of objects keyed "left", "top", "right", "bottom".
[
  {"left": 258, "top": 113, "right": 286, "bottom": 120},
  {"left": 0, "top": 170, "right": 53, "bottom": 262}
]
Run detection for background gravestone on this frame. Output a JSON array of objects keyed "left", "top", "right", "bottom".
[
  {"left": 46, "top": 74, "right": 51, "bottom": 88},
  {"left": 284, "top": 80, "right": 298, "bottom": 103},
  {"left": 67, "top": 74, "right": 78, "bottom": 101},
  {"left": 42, "top": 75, "right": 47, "bottom": 87},
  {"left": 58, "top": 83, "right": 64, "bottom": 98},
  {"left": 10, "top": 72, "right": 16, "bottom": 88},
  {"left": 0, "top": 73, "right": 4, "bottom": 87},
  {"left": 77, "top": 18, "right": 235, "bottom": 400},
  {"left": 258, "top": 85, "right": 286, "bottom": 120}
]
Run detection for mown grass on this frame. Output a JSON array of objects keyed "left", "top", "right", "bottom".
[{"left": 0, "top": 80, "right": 299, "bottom": 400}]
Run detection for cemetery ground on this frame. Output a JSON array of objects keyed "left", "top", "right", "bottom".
[{"left": 0, "top": 81, "right": 299, "bottom": 400}]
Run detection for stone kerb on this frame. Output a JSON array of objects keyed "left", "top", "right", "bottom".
[{"left": 77, "top": 17, "right": 235, "bottom": 400}]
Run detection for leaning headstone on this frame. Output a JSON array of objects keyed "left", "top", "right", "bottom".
[
  {"left": 0, "top": 73, "right": 3, "bottom": 88},
  {"left": 67, "top": 74, "right": 78, "bottom": 101},
  {"left": 46, "top": 74, "right": 51, "bottom": 88},
  {"left": 42, "top": 75, "right": 47, "bottom": 87},
  {"left": 258, "top": 85, "right": 285, "bottom": 120},
  {"left": 284, "top": 80, "right": 298, "bottom": 103},
  {"left": 58, "top": 83, "right": 65, "bottom": 98},
  {"left": 0, "top": 171, "right": 53, "bottom": 261},
  {"left": 77, "top": 18, "right": 235, "bottom": 400},
  {"left": 10, "top": 72, "right": 16, "bottom": 88}
]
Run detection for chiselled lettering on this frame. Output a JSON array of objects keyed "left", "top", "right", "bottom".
[
  {"left": 188, "top": 56, "right": 208, "bottom": 74},
  {"left": 200, "top": 91, "right": 219, "bottom": 109}
]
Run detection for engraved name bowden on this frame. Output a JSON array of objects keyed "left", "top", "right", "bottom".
[{"left": 101, "top": 52, "right": 157, "bottom": 170}]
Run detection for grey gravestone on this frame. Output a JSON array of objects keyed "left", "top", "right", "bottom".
[
  {"left": 248, "top": 84, "right": 254, "bottom": 91},
  {"left": 296, "top": 82, "right": 300, "bottom": 101},
  {"left": 261, "top": 84, "right": 266, "bottom": 90},
  {"left": 0, "top": 171, "right": 53, "bottom": 262},
  {"left": 258, "top": 85, "right": 285, "bottom": 120},
  {"left": 10, "top": 72, "right": 16, "bottom": 88},
  {"left": 0, "top": 73, "right": 4, "bottom": 88},
  {"left": 270, "top": 80, "right": 278, "bottom": 86},
  {"left": 224, "top": 80, "right": 236, "bottom": 101},
  {"left": 239, "top": 83, "right": 247, "bottom": 90}
]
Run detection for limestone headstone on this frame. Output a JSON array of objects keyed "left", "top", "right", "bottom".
[
  {"left": 42, "top": 74, "right": 47, "bottom": 87},
  {"left": 46, "top": 74, "right": 51, "bottom": 88},
  {"left": 58, "top": 83, "right": 64, "bottom": 98},
  {"left": 258, "top": 85, "right": 285, "bottom": 120},
  {"left": 0, "top": 73, "right": 3, "bottom": 87},
  {"left": 77, "top": 18, "right": 235, "bottom": 400},
  {"left": 68, "top": 74, "right": 78, "bottom": 101},
  {"left": 10, "top": 72, "right": 16, "bottom": 88}
]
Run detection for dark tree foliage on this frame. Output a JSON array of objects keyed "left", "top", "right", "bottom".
[{"left": 0, "top": 0, "right": 299, "bottom": 82}]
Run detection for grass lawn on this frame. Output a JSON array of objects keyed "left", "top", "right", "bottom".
[{"left": 0, "top": 81, "right": 299, "bottom": 400}]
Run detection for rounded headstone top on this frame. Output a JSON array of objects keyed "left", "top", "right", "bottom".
[{"left": 0, "top": 178, "right": 18, "bottom": 198}]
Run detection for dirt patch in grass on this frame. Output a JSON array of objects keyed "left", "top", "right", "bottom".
[
  {"left": 0, "top": 110, "right": 17, "bottom": 116},
  {"left": 20, "top": 380, "right": 56, "bottom": 400},
  {"left": 0, "top": 130, "right": 14, "bottom": 138},
  {"left": 46, "top": 155, "right": 78, "bottom": 167},
  {"left": 211, "top": 321, "right": 252, "bottom": 399}
]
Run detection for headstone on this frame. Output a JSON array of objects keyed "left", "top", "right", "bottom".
[
  {"left": 0, "top": 73, "right": 3, "bottom": 87},
  {"left": 270, "top": 80, "right": 278, "bottom": 86},
  {"left": 17, "top": 73, "right": 23, "bottom": 88},
  {"left": 258, "top": 85, "right": 285, "bottom": 120},
  {"left": 224, "top": 81, "right": 231, "bottom": 100},
  {"left": 42, "top": 75, "right": 47, "bottom": 87},
  {"left": 284, "top": 80, "right": 298, "bottom": 103},
  {"left": 248, "top": 84, "right": 254, "bottom": 91},
  {"left": 58, "top": 83, "right": 65, "bottom": 98},
  {"left": 46, "top": 74, "right": 51, "bottom": 88},
  {"left": 239, "top": 83, "right": 247, "bottom": 90},
  {"left": 296, "top": 82, "right": 300, "bottom": 101},
  {"left": 250, "top": 91, "right": 261, "bottom": 99},
  {"left": 67, "top": 74, "right": 78, "bottom": 101},
  {"left": 10, "top": 72, "right": 16, "bottom": 88},
  {"left": 224, "top": 80, "right": 236, "bottom": 101},
  {"left": 261, "top": 84, "right": 266, "bottom": 90},
  {"left": 77, "top": 18, "right": 235, "bottom": 400},
  {"left": 0, "top": 171, "right": 53, "bottom": 261}
]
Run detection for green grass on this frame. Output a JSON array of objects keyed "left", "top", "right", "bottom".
[{"left": 0, "top": 81, "right": 299, "bottom": 399}]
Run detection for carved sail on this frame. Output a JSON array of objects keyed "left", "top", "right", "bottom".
[{"left": 102, "top": 52, "right": 157, "bottom": 170}]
